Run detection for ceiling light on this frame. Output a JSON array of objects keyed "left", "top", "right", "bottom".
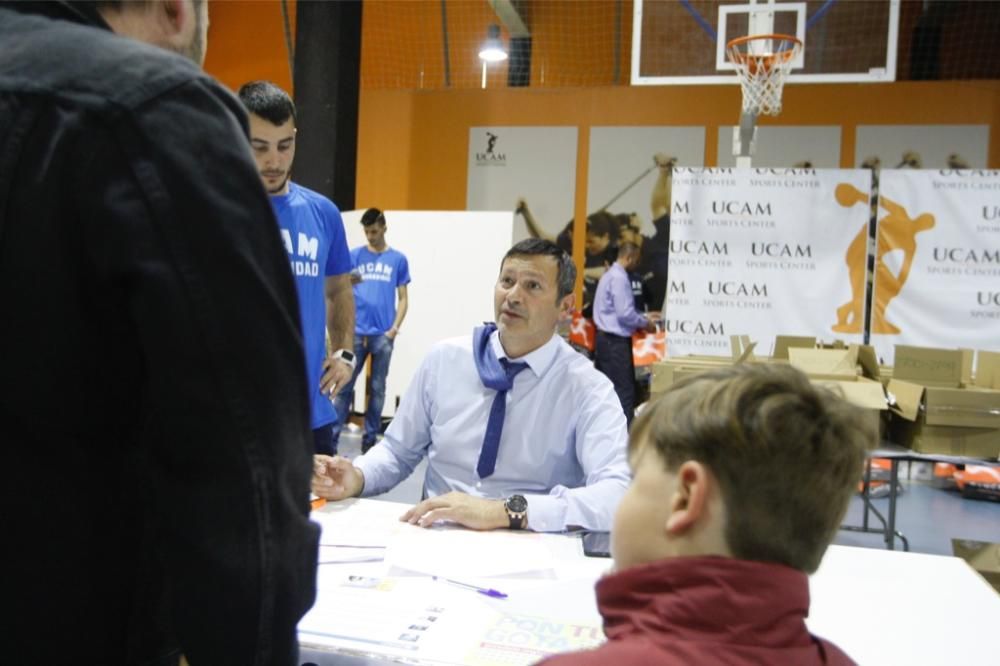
[{"left": 478, "top": 24, "right": 508, "bottom": 63}]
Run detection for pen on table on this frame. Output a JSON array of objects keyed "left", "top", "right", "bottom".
[{"left": 433, "top": 576, "right": 508, "bottom": 599}]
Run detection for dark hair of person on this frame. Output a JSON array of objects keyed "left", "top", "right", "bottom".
[
  {"left": 502, "top": 238, "right": 577, "bottom": 302},
  {"left": 586, "top": 211, "right": 614, "bottom": 240},
  {"left": 360, "top": 208, "right": 385, "bottom": 226},
  {"left": 237, "top": 80, "right": 296, "bottom": 126},
  {"left": 617, "top": 241, "right": 640, "bottom": 260}
]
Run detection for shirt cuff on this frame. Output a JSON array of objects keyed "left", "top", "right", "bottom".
[
  {"left": 524, "top": 493, "right": 567, "bottom": 533},
  {"left": 354, "top": 445, "right": 397, "bottom": 497}
]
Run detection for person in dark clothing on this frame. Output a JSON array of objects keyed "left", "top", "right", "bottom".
[
  {"left": 542, "top": 364, "right": 870, "bottom": 666},
  {"left": 0, "top": 2, "right": 318, "bottom": 664}
]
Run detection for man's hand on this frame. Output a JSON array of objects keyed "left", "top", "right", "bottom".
[
  {"left": 320, "top": 355, "right": 353, "bottom": 397},
  {"left": 400, "top": 492, "right": 509, "bottom": 531},
  {"left": 312, "top": 455, "right": 365, "bottom": 500},
  {"left": 645, "top": 312, "right": 662, "bottom": 333}
]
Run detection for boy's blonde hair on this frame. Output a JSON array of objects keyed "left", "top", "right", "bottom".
[{"left": 631, "top": 364, "right": 872, "bottom": 573}]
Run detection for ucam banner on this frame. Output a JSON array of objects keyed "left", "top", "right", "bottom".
[
  {"left": 666, "top": 168, "right": 872, "bottom": 357},
  {"left": 870, "top": 169, "right": 1000, "bottom": 365}
]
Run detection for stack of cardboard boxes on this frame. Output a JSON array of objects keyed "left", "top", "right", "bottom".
[
  {"left": 650, "top": 339, "right": 1000, "bottom": 459},
  {"left": 887, "top": 347, "right": 1000, "bottom": 459},
  {"left": 650, "top": 336, "right": 888, "bottom": 448}
]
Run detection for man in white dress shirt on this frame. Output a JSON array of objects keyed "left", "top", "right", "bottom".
[{"left": 313, "top": 239, "right": 629, "bottom": 532}]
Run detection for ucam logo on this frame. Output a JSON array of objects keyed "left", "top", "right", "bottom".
[
  {"left": 665, "top": 320, "right": 725, "bottom": 335},
  {"left": 279, "top": 230, "right": 319, "bottom": 260},
  {"left": 711, "top": 201, "right": 773, "bottom": 216},
  {"left": 937, "top": 170, "right": 997, "bottom": 177},
  {"left": 933, "top": 247, "right": 1000, "bottom": 263},
  {"left": 674, "top": 167, "right": 734, "bottom": 175},
  {"left": 707, "top": 281, "right": 768, "bottom": 297},
  {"left": 978, "top": 291, "right": 1000, "bottom": 306},
  {"left": 669, "top": 240, "right": 729, "bottom": 255},
  {"left": 750, "top": 242, "right": 812, "bottom": 258},
  {"left": 475, "top": 131, "right": 506, "bottom": 166},
  {"left": 753, "top": 168, "right": 816, "bottom": 176}
]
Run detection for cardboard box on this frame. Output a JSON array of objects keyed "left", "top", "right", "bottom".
[
  {"left": 652, "top": 344, "right": 889, "bottom": 448},
  {"left": 651, "top": 336, "right": 760, "bottom": 395},
  {"left": 976, "top": 351, "right": 1000, "bottom": 390},
  {"left": 772, "top": 335, "right": 816, "bottom": 360},
  {"left": 893, "top": 345, "right": 973, "bottom": 388},
  {"left": 951, "top": 539, "right": 1000, "bottom": 595},
  {"left": 789, "top": 347, "right": 860, "bottom": 381},
  {"left": 887, "top": 378, "right": 1000, "bottom": 458},
  {"left": 813, "top": 377, "right": 888, "bottom": 448}
]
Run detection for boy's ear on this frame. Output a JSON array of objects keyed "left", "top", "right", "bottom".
[{"left": 665, "top": 461, "right": 712, "bottom": 535}]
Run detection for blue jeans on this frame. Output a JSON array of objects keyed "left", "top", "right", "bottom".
[{"left": 332, "top": 334, "right": 394, "bottom": 447}]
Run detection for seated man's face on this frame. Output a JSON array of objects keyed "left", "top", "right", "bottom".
[
  {"left": 494, "top": 254, "right": 571, "bottom": 356},
  {"left": 585, "top": 231, "right": 610, "bottom": 255}
]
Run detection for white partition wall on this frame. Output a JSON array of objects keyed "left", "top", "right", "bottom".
[{"left": 341, "top": 210, "right": 514, "bottom": 417}]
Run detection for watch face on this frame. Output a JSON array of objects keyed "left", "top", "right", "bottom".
[
  {"left": 506, "top": 495, "right": 527, "bottom": 513},
  {"left": 342, "top": 351, "right": 355, "bottom": 362}
]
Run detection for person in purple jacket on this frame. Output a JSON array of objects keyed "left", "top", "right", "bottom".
[{"left": 592, "top": 242, "right": 660, "bottom": 426}]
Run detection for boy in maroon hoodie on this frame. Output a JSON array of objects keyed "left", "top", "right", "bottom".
[{"left": 544, "top": 364, "right": 870, "bottom": 666}]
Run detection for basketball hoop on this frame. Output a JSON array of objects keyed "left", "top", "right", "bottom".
[{"left": 726, "top": 34, "right": 802, "bottom": 116}]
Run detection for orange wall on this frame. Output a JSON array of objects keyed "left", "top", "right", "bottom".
[
  {"left": 204, "top": 0, "right": 296, "bottom": 94},
  {"left": 356, "top": 81, "right": 1000, "bottom": 213},
  {"left": 354, "top": 81, "right": 1000, "bottom": 288}
]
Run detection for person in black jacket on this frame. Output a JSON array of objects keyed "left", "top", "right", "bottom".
[{"left": 0, "top": 2, "right": 318, "bottom": 665}]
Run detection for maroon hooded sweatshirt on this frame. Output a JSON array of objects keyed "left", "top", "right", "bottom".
[{"left": 542, "top": 556, "right": 856, "bottom": 665}]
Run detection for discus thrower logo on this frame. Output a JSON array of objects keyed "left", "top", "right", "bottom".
[
  {"left": 475, "top": 131, "right": 506, "bottom": 166},
  {"left": 831, "top": 182, "right": 935, "bottom": 335}
]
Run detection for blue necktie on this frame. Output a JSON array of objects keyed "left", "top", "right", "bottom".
[{"left": 477, "top": 357, "right": 528, "bottom": 479}]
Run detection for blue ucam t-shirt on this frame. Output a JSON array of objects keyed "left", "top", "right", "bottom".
[
  {"left": 270, "top": 182, "right": 351, "bottom": 429},
  {"left": 351, "top": 246, "right": 411, "bottom": 336}
]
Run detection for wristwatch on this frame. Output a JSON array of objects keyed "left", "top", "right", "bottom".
[
  {"left": 332, "top": 348, "right": 356, "bottom": 371},
  {"left": 504, "top": 494, "right": 528, "bottom": 530}
]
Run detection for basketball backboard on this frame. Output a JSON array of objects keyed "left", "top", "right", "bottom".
[{"left": 631, "top": 0, "right": 900, "bottom": 85}]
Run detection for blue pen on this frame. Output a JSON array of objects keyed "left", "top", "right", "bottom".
[{"left": 433, "top": 576, "right": 508, "bottom": 599}]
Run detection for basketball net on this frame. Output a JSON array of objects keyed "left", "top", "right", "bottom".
[{"left": 726, "top": 34, "right": 802, "bottom": 116}]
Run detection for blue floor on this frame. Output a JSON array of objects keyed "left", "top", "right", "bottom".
[
  {"left": 835, "top": 474, "right": 1000, "bottom": 555},
  {"left": 339, "top": 429, "right": 1000, "bottom": 557}
]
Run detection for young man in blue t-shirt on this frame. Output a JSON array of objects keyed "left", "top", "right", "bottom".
[
  {"left": 332, "top": 208, "right": 411, "bottom": 453},
  {"left": 238, "top": 81, "right": 355, "bottom": 456}
]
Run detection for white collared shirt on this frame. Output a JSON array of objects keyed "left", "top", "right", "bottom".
[{"left": 355, "top": 329, "right": 630, "bottom": 531}]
